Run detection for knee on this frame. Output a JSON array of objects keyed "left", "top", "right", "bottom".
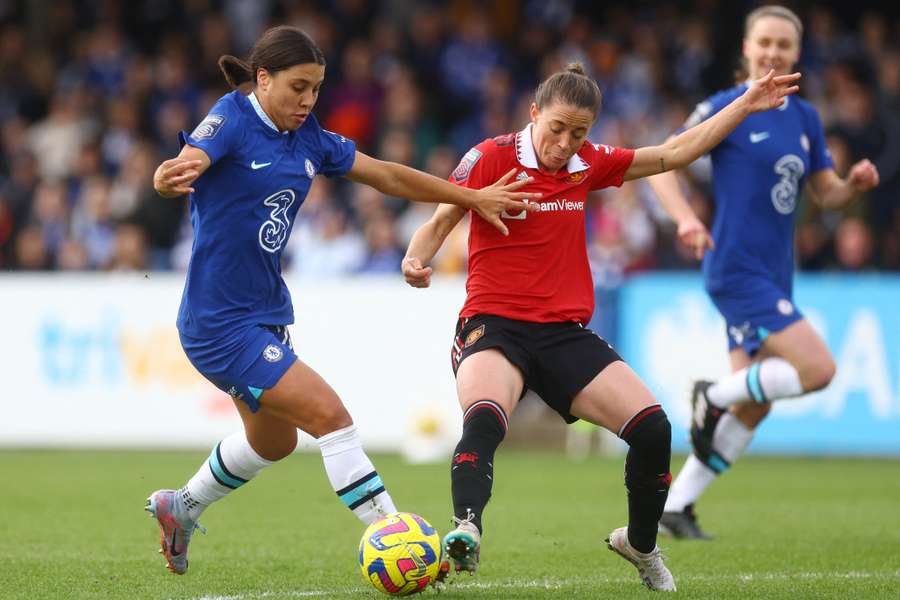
[
  {"left": 621, "top": 406, "right": 671, "bottom": 454},
  {"left": 248, "top": 429, "right": 298, "bottom": 461},
  {"left": 800, "top": 357, "right": 836, "bottom": 392},
  {"left": 312, "top": 406, "right": 354, "bottom": 439},
  {"left": 268, "top": 435, "right": 298, "bottom": 461},
  {"left": 622, "top": 407, "right": 672, "bottom": 491}
]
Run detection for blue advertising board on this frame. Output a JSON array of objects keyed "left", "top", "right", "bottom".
[{"left": 616, "top": 273, "right": 900, "bottom": 455}]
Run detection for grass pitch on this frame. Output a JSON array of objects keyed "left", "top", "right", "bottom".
[{"left": 1, "top": 450, "right": 898, "bottom": 599}]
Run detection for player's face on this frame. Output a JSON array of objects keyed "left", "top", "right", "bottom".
[
  {"left": 257, "top": 63, "right": 325, "bottom": 131},
  {"left": 743, "top": 16, "right": 801, "bottom": 79},
  {"left": 529, "top": 102, "right": 595, "bottom": 173}
]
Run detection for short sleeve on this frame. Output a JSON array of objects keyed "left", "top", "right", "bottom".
[
  {"left": 448, "top": 141, "right": 493, "bottom": 190},
  {"left": 676, "top": 91, "right": 732, "bottom": 134},
  {"left": 178, "top": 96, "right": 241, "bottom": 165},
  {"left": 315, "top": 120, "right": 358, "bottom": 177},
  {"left": 587, "top": 144, "right": 635, "bottom": 190},
  {"left": 806, "top": 106, "right": 835, "bottom": 174}
]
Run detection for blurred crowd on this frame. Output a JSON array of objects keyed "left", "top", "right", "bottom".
[{"left": 0, "top": 0, "right": 898, "bottom": 280}]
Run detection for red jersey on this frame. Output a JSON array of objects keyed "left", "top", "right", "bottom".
[{"left": 451, "top": 124, "right": 635, "bottom": 324}]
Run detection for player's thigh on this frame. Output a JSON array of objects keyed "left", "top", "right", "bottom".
[
  {"left": 233, "top": 396, "right": 298, "bottom": 461},
  {"left": 455, "top": 348, "right": 525, "bottom": 416},
  {"left": 569, "top": 360, "right": 659, "bottom": 434},
  {"left": 761, "top": 318, "right": 836, "bottom": 389},
  {"left": 729, "top": 347, "right": 752, "bottom": 372},
  {"left": 258, "top": 358, "right": 353, "bottom": 439}
]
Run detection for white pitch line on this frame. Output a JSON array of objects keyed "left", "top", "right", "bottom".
[{"left": 180, "top": 570, "right": 900, "bottom": 600}]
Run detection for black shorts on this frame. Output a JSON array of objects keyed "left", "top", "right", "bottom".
[{"left": 450, "top": 314, "right": 623, "bottom": 423}]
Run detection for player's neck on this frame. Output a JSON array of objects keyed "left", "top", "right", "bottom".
[{"left": 250, "top": 91, "right": 287, "bottom": 133}]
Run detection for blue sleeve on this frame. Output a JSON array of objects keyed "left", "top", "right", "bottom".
[
  {"left": 676, "top": 91, "right": 734, "bottom": 134},
  {"left": 805, "top": 105, "right": 835, "bottom": 174},
  {"left": 178, "top": 95, "right": 241, "bottom": 165},
  {"left": 311, "top": 116, "right": 357, "bottom": 177}
]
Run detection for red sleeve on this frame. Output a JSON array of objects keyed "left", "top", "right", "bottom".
[
  {"left": 587, "top": 144, "right": 635, "bottom": 190},
  {"left": 448, "top": 140, "right": 495, "bottom": 190}
]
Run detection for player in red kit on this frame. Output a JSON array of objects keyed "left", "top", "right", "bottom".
[{"left": 403, "top": 63, "right": 800, "bottom": 591}]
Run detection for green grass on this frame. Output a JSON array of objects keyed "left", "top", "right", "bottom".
[{"left": 1, "top": 450, "right": 898, "bottom": 599}]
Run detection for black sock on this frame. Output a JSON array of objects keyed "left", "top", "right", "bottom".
[
  {"left": 451, "top": 400, "right": 508, "bottom": 533},
  {"left": 619, "top": 405, "right": 672, "bottom": 554}
]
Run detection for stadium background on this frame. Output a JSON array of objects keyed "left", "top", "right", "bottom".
[{"left": 1, "top": 0, "right": 899, "bottom": 457}]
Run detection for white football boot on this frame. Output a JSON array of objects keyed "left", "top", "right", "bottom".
[{"left": 606, "top": 526, "right": 676, "bottom": 591}]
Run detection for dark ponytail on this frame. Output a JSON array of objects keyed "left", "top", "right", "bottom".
[
  {"left": 218, "top": 55, "right": 254, "bottom": 88},
  {"left": 217, "top": 26, "right": 326, "bottom": 90},
  {"left": 535, "top": 62, "right": 602, "bottom": 116}
]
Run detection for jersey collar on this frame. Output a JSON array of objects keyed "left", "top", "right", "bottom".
[
  {"left": 248, "top": 92, "right": 289, "bottom": 134},
  {"left": 515, "top": 123, "right": 589, "bottom": 174}
]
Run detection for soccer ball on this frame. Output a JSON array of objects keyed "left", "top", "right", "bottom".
[{"left": 358, "top": 512, "right": 443, "bottom": 596}]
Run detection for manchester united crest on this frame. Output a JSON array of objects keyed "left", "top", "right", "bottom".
[{"left": 464, "top": 324, "right": 486, "bottom": 348}]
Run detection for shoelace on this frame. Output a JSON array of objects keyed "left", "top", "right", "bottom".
[{"left": 451, "top": 509, "right": 477, "bottom": 529}]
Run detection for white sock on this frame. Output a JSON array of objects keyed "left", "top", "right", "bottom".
[
  {"left": 179, "top": 431, "right": 274, "bottom": 521},
  {"left": 664, "top": 454, "right": 716, "bottom": 512},
  {"left": 664, "top": 412, "right": 754, "bottom": 512},
  {"left": 712, "top": 412, "right": 754, "bottom": 464},
  {"left": 706, "top": 357, "right": 803, "bottom": 408},
  {"left": 317, "top": 424, "right": 397, "bottom": 524}
]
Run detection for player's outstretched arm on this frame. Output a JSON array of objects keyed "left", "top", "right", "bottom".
[
  {"left": 153, "top": 145, "right": 211, "bottom": 198},
  {"left": 402, "top": 204, "right": 466, "bottom": 288},
  {"left": 346, "top": 152, "right": 538, "bottom": 236},
  {"left": 646, "top": 169, "right": 713, "bottom": 260},
  {"left": 807, "top": 160, "right": 880, "bottom": 210},
  {"left": 625, "top": 70, "right": 801, "bottom": 181}
]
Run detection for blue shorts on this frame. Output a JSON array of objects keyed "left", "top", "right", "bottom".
[
  {"left": 179, "top": 324, "right": 297, "bottom": 412},
  {"left": 708, "top": 279, "right": 803, "bottom": 355}
]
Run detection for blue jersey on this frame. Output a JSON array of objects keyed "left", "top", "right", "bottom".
[
  {"left": 683, "top": 85, "right": 834, "bottom": 295},
  {"left": 176, "top": 90, "right": 356, "bottom": 338}
]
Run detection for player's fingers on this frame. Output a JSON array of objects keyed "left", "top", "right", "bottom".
[
  {"left": 493, "top": 168, "right": 517, "bottom": 187},
  {"left": 163, "top": 159, "right": 202, "bottom": 177},
  {"left": 170, "top": 171, "right": 199, "bottom": 184},
  {"left": 756, "top": 69, "right": 775, "bottom": 86},
  {"left": 500, "top": 199, "right": 534, "bottom": 214},
  {"left": 693, "top": 234, "right": 707, "bottom": 260},
  {"left": 504, "top": 192, "right": 541, "bottom": 210},
  {"left": 501, "top": 176, "right": 534, "bottom": 191},
  {"left": 488, "top": 215, "right": 509, "bottom": 236}
]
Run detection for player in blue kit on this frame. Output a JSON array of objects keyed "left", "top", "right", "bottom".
[
  {"left": 144, "top": 25, "right": 538, "bottom": 575},
  {"left": 649, "top": 5, "right": 880, "bottom": 539}
]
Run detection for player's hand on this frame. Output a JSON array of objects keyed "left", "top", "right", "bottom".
[
  {"left": 402, "top": 256, "right": 433, "bottom": 288},
  {"left": 676, "top": 217, "right": 714, "bottom": 260},
  {"left": 742, "top": 69, "right": 801, "bottom": 113},
  {"left": 847, "top": 158, "right": 879, "bottom": 192},
  {"left": 154, "top": 158, "right": 203, "bottom": 198},
  {"left": 471, "top": 168, "right": 541, "bottom": 236}
]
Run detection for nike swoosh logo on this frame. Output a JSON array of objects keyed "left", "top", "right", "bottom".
[
  {"left": 251, "top": 160, "right": 272, "bottom": 169},
  {"left": 749, "top": 132, "right": 770, "bottom": 143}
]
